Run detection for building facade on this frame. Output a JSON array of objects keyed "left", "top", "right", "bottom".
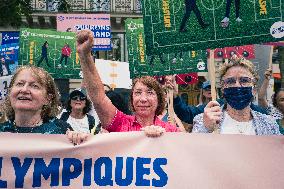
[{"left": 21, "top": 0, "right": 143, "bottom": 62}]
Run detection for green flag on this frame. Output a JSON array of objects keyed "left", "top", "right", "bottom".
[
  {"left": 19, "top": 28, "right": 80, "bottom": 79},
  {"left": 142, "top": 0, "right": 284, "bottom": 55},
  {"left": 125, "top": 18, "right": 207, "bottom": 78}
]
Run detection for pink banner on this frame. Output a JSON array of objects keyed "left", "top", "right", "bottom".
[
  {"left": 57, "top": 14, "right": 111, "bottom": 50},
  {"left": 0, "top": 133, "right": 283, "bottom": 188}
]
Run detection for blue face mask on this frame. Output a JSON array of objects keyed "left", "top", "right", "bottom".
[{"left": 223, "top": 87, "right": 253, "bottom": 110}]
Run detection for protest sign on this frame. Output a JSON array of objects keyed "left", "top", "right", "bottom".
[
  {"left": 0, "top": 43, "right": 19, "bottom": 77},
  {"left": 19, "top": 28, "right": 79, "bottom": 79},
  {"left": 57, "top": 14, "right": 111, "bottom": 51},
  {"left": 0, "top": 133, "right": 283, "bottom": 188},
  {"left": 0, "top": 32, "right": 19, "bottom": 45},
  {"left": 142, "top": 0, "right": 284, "bottom": 54},
  {"left": 125, "top": 18, "right": 207, "bottom": 78},
  {"left": 0, "top": 75, "right": 12, "bottom": 103},
  {"left": 94, "top": 59, "right": 132, "bottom": 89},
  {"left": 207, "top": 45, "right": 255, "bottom": 59},
  {"left": 155, "top": 73, "right": 199, "bottom": 85}
]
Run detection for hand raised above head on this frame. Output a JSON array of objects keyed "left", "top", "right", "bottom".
[
  {"left": 164, "top": 75, "right": 178, "bottom": 97},
  {"left": 76, "top": 30, "right": 94, "bottom": 56},
  {"left": 264, "top": 68, "right": 272, "bottom": 80}
]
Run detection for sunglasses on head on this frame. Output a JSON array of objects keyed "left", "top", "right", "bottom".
[{"left": 71, "top": 95, "right": 86, "bottom": 101}]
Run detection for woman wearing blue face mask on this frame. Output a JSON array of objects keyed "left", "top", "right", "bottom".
[{"left": 192, "top": 56, "right": 281, "bottom": 135}]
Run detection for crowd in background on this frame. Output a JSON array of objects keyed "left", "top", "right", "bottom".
[{"left": 0, "top": 30, "right": 282, "bottom": 145}]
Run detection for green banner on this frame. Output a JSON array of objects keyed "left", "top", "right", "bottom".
[
  {"left": 125, "top": 19, "right": 207, "bottom": 78},
  {"left": 142, "top": 0, "right": 284, "bottom": 55},
  {"left": 19, "top": 28, "right": 80, "bottom": 79}
]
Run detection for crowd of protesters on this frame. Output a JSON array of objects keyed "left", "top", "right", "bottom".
[{"left": 0, "top": 30, "right": 282, "bottom": 145}]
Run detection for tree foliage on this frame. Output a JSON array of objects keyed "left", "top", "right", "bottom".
[
  {"left": 58, "top": 0, "right": 71, "bottom": 13},
  {"left": 0, "top": 0, "right": 32, "bottom": 27}
]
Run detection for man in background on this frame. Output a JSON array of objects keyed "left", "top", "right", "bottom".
[{"left": 0, "top": 57, "right": 11, "bottom": 76}]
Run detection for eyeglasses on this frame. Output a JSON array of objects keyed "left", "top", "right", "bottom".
[
  {"left": 222, "top": 77, "right": 255, "bottom": 87},
  {"left": 71, "top": 96, "right": 86, "bottom": 101}
]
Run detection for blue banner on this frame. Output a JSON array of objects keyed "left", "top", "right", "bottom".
[
  {"left": 0, "top": 43, "right": 19, "bottom": 76},
  {"left": 1, "top": 32, "right": 20, "bottom": 45}
]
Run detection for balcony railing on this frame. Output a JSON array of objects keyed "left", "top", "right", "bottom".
[{"left": 30, "top": 0, "right": 142, "bottom": 14}]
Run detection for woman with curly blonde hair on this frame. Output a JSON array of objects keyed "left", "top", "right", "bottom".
[
  {"left": 0, "top": 66, "right": 71, "bottom": 134},
  {"left": 193, "top": 56, "right": 280, "bottom": 135}
]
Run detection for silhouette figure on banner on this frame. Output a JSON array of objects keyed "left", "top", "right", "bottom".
[
  {"left": 179, "top": 0, "right": 209, "bottom": 32},
  {"left": 221, "top": 0, "right": 241, "bottom": 28},
  {"left": 37, "top": 41, "right": 51, "bottom": 67},
  {"left": 58, "top": 43, "right": 72, "bottom": 68}
]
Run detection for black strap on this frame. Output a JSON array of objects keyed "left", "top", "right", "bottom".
[
  {"left": 94, "top": 123, "right": 102, "bottom": 135},
  {"left": 60, "top": 112, "right": 70, "bottom": 122},
  {"left": 87, "top": 114, "right": 96, "bottom": 132}
]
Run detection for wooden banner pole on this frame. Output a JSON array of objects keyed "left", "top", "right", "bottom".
[
  {"left": 208, "top": 49, "right": 220, "bottom": 133},
  {"left": 208, "top": 49, "right": 217, "bottom": 101}
]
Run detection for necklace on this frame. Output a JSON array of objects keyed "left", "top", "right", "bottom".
[{"left": 13, "top": 120, "right": 43, "bottom": 133}]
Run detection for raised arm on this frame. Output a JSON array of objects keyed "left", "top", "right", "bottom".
[
  {"left": 76, "top": 30, "right": 116, "bottom": 128},
  {"left": 164, "top": 76, "right": 204, "bottom": 124},
  {"left": 258, "top": 68, "right": 272, "bottom": 108},
  {"left": 163, "top": 76, "right": 186, "bottom": 132}
]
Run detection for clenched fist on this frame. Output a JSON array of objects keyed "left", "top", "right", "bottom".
[
  {"left": 164, "top": 75, "right": 179, "bottom": 97},
  {"left": 76, "top": 30, "right": 94, "bottom": 56},
  {"left": 264, "top": 68, "right": 272, "bottom": 80}
]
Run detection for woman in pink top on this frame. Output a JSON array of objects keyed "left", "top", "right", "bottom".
[
  {"left": 107, "top": 76, "right": 179, "bottom": 133},
  {"left": 67, "top": 30, "right": 179, "bottom": 144}
]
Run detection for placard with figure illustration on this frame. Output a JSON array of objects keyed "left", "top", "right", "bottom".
[
  {"left": 19, "top": 28, "right": 80, "bottom": 79},
  {"left": 125, "top": 19, "right": 207, "bottom": 78},
  {"left": 0, "top": 43, "right": 19, "bottom": 77},
  {"left": 142, "top": 0, "right": 284, "bottom": 55}
]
